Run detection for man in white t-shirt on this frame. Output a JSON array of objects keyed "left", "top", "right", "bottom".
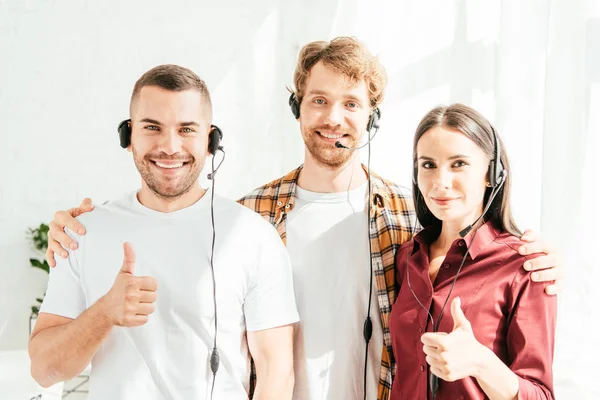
[
  {"left": 45, "top": 40, "right": 562, "bottom": 400},
  {"left": 29, "top": 64, "right": 299, "bottom": 400}
]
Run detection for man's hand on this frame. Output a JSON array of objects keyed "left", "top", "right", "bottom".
[
  {"left": 518, "top": 229, "right": 563, "bottom": 295},
  {"left": 99, "top": 243, "right": 158, "bottom": 327},
  {"left": 47, "top": 198, "right": 95, "bottom": 267}
]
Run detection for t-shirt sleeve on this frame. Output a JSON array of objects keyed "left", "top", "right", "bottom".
[
  {"left": 243, "top": 223, "right": 299, "bottom": 332},
  {"left": 39, "top": 229, "right": 86, "bottom": 319}
]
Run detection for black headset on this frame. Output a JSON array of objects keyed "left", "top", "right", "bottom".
[
  {"left": 288, "top": 92, "right": 381, "bottom": 132},
  {"left": 117, "top": 119, "right": 223, "bottom": 155},
  {"left": 117, "top": 118, "right": 224, "bottom": 400},
  {"left": 409, "top": 123, "right": 506, "bottom": 399}
]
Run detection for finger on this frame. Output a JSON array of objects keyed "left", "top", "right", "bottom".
[
  {"left": 421, "top": 333, "right": 446, "bottom": 349},
  {"left": 129, "top": 315, "right": 149, "bottom": 327},
  {"left": 451, "top": 297, "right": 471, "bottom": 331},
  {"left": 54, "top": 210, "right": 87, "bottom": 236},
  {"left": 426, "top": 355, "right": 442, "bottom": 368},
  {"left": 137, "top": 276, "right": 158, "bottom": 292},
  {"left": 139, "top": 291, "right": 158, "bottom": 303},
  {"left": 47, "top": 234, "right": 69, "bottom": 259},
  {"left": 121, "top": 242, "right": 136, "bottom": 274},
  {"left": 545, "top": 281, "right": 562, "bottom": 296},
  {"left": 524, "top": 254, "right": 558, "bottom": 273},
  {"left": 430, "top": 366, "right": 445, "bottom": 380},
  {"left": 46, "top": 248, "right": 56, "bottom": 268},
  {"left": 519, "top": 229, "right": 538, "bottom": 242},
  {"left": 422, "top": 345, "right": 441, "bottom": 359},
  {"left": 518, "top": 240, "right": 553, "bottom": 257},
  {"left": 135, "top": 303, "right": 156, "bottom": 316},
  {"left": 79, "top": 197, "right": 95, "bottom": 211},
  {"left": 530, "top": 267, "right": 559, "bottom": 283},
  {"left": 49, "top": 221, "right": 79, "bottom": 251}
]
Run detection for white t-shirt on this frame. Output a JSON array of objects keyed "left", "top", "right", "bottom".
[
  {"left": 40, "top": 190, "right": 299, "bottom": 400},
  {"left": 286, "top": 182, "right": 383, "bottom": 400}
]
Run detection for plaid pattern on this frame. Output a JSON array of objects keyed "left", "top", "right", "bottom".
[{"left": 238, "top": 165, "right": 416, "bottom": 399}]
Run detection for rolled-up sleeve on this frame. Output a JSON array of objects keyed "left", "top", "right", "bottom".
[{"left": 507, "top": 267, "right": 557, "bottom": 400}]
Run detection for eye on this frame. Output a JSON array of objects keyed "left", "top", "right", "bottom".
[
  {"left": 144, "top": 125, "right": 160, "bottom": 131},
  {"left": 452, "top": 160, "right": 468, "bottom": 168},
  {"left": 314, "top": 98, "right": 326, "bottom": 105},
  {"left": 347, "top": 102, "right": 358, "bottom": 108},
  {"left": 180, "top": 127, "right": 195, "bottom": 133},
  {"left": 421, "top": 161, "right": 435, "bottom": 169}
]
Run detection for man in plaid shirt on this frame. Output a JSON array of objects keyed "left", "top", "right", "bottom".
[{"left": 46, "top": 37, "right": 561, "bottom": 400}]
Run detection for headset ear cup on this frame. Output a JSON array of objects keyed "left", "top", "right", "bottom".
[
  {"left": 288, "top": 93, "right": 300, "bottom": 119},
  {"left": 367, "top": 108, "right": 381, "bottom": 131},
  {"left": 209, "top": 125, "right": 223, "bottom": 155},
  {"left": 118, "top": 119, "right": 131, "bottom": 148}
]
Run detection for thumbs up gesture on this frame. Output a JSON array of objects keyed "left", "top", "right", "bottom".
[
  {"left": 420, "top": 297, "right": 488, "bottom": 382},
  {"left": 100, "top": 243, "right": 158, "bottom": 327}
]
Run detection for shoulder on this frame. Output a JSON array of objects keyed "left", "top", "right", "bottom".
[
  {"left": 492, "top": 233, "right": 540, "bottom": 280},
  {"left": 371, "top": 171, "right": 413, "bottom": 202},
  {"left": 217, "top": 195, "right": 282, "bottom": 238},
  {"left": 238, "top": 167, "right": 301, "bottom": 208},
  {"left": 74, "top": 193, "right": 134, "bottom": 227}
]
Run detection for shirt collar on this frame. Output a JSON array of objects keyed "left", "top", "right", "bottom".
[
  {"left": 275, "top": 164, "right": 390, "bottom": 211},
  {"left": 411, "top": 220, "right": 501, "bottom": 260}
]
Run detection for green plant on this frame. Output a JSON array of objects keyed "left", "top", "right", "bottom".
[{"left": 27, "top": 223, "right": 50, "bottom": 316}]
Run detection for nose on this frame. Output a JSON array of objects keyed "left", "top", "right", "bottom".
[
  {"left": 431, "top": 167, "right": 452, "bottom": 189},
  {"left": 323, "top": 104, "right": 344, "bottom": 127},
  {"left": 158, "top": 128, "right": 183, "bottom": 155}
]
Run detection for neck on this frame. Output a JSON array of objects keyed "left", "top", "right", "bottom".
[
  {"left": 434, "top": 209, "right": 484, "bottom": 251},
  {"left": 137, "top": 182, "right": 206, "bottom": 213},
  {"left": 298, "top": 150, "right": 367, "bottom": 193}
]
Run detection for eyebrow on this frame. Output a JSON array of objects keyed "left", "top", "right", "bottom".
[
  {"left": 418, "top": 155, "right": 471, "bottom": 161},
  {"left": 138, "top": 118, "right": 200, "bottom": 127},
  {"left": 305, "top": 90, "right": 366, "bottom": 105}
]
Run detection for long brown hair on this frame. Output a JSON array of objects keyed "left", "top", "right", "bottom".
[{"left": 412, "top": 104, "right": 521, "bottom": 236}]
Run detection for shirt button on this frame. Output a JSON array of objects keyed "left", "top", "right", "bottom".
[
  {"left": 420, "top": 365, "right": 425, "bottom": 371},
  {"left": 419, "top": 327, "right": 423, "bottom": 333},
  {"left": 277, "top": 201, "right": 283, "bottom": 206},
  {"left": 458, "top": 240, "right": 465, "bottom": 247},
  {"left": 442, "top": 263, "right": 450, "bottom": 269},
  {"left": 285, "top": 204, "right": 290, "bottom": 208}
]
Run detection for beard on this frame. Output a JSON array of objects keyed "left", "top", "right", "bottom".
[
  {"left": 301, "top": 123, "right": 361, "bottom": 169},
  {"left": 132, "top": 146, "right": 202, "bottom": 200}
]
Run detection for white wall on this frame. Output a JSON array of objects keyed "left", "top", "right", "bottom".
[{"left": 1, "top": 0, "right": 597, "bottom": 397}]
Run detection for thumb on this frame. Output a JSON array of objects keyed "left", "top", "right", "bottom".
[
  {"left": 451, "top": 297, "right": 471, "bottom": 332},
  {"left": 80, "top": 197, "right": 95, "bottom": 211},
  {"left": 121, "top": 242, "right": 136, "bottom": 274}
]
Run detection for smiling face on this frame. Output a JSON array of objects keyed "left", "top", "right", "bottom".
[
  {"left": 129, "top": 85, "right": 211, "bottom": 200},
  {"left": 416, "top": 126, "right": 491, "bottom": 229},
  {"left": 297, "top": 61, "right": 372, "bottom": 169}
]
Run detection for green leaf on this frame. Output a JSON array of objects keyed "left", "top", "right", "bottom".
[
  {"left": 31, "top": 306, "right": 39, "bottom": 314},
  {"left": 36, "top": 297, "right": 44, "bottom": 303},
  {"left": 29, "top": 258, "right": 50, "bottom": 274}
]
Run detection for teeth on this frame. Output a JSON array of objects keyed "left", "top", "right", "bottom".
[
  {"left": 155, "top": 162, "right": 184, "bottom": 169},
  {"left": 319, "top": 132, "right": 344, "bottom": 139}
]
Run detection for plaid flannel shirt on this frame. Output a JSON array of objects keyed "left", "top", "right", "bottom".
[{"left": 238, "top": 165, "right": 416, "bottom": 400}]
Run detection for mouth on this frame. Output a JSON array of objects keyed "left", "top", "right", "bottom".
[
  {"left": 315, "top": 130, "right": 350, "bottom": 144},
  {"left": 150, "top": 160, "right": 191, "bottom": 174},
  {"left": 431, "top": 197, "right": 459, "bottom": 206}
]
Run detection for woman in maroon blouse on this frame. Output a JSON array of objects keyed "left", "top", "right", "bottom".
[{"left": 389, "top": 104, "right": 556, "bottom": 400}]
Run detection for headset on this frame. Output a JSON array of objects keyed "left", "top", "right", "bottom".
[
  {"left": 409, "top": 124, "right": 507, "bottom": 399},
  {"left": 117, "top": 119, "right": 224, "bottom": 400},
  {"left": 289, "top": 92, "right": 380, "bottom": 400}
]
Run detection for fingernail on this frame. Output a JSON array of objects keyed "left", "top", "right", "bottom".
[
  {"left": 519, "top": 246, "right": 526, "bottom": 255},
  {"left": 524, "top": 261, "right": 531, "bottom": 270},
  {"left": 532, "top": 272, "right": 539, "bottom": 281},
  {"left": 62, "top": 252, "right": 68, "bottom": 258},
  {"left": 69, "top": 243, "right": 77, "bottom": 250},
  {"left": 78, "top": 229, "right": 85, "bottom": 235}
]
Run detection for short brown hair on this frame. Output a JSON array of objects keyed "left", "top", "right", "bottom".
[
  {"left": 292, "top": 37, "right": 387, "bottom": 109},
  {"left": 130, "top": 64, "right": 212, "bottom": 119},
  {"left": 412, "top": 104, "right": 521, "bottom": 237}
]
